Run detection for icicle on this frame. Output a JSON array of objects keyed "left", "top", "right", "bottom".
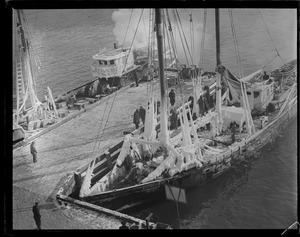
[
  {"left": 79, "top": 159, "right": 95, "bottom": 197},
  {"left": 47, "top": 86, "right": 58, "bottom": 117},
  {"left": 115, "top": 135, "right": 131, "bottom": 167}
]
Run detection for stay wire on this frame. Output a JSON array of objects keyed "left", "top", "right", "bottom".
[
  {"left": 122, "top": 9, "right": 134, "bottom": 47},
  {"left": 97, "top": 9, "right": 145, "bottom": 152},
  {"left": 199, "top": 9, "right": 207, "bottom": 74},
  {"left": 175, "top": 9, "right": 193, "bottom": 65},
  {"left": 173, "top": 11, "right": 189, "bottom": 66},
  {"left": 162, "top": 11, "right": 170, "bottom": 114},
  {"left": 259, "top": 10, "right": 285, "bottom": 64},
  {"left": 228, "top": 9, "right": 243, "bottom": 78},
  {"left": 169, "top": 9, "right": 185, "bottom": 105}
]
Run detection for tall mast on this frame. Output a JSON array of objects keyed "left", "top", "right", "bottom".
[
  {"left": 215, "top": 9, "right": 223, "bottom": 135},
  {"left": 215, "top": 9, "right": 221, "bottom": 66},
  {"left": 16, "top": 9, "right": 41, "bottom": 112},
  {"left": 155, "top": 9, "right": 169, "bottom": 145},
  {"left": 16, "top": 10, "right": 28, "bottom": 53}
]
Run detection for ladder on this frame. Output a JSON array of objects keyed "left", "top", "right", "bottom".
[{"left": 16, "top": 57, "right": 25, "bottom": 110}]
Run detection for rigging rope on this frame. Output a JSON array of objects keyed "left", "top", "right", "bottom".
[
  {"left": 259, "top": 10, "right": 285, "bottom": 64},
  {"left": 175, "top": 9, "right": 193, "bottom": 65},
  {"left": 122, "top": 9, "right": 134, "bottom": 47},
  {"left": 262, "top": 53, "right": 279, "bottom": 70},
  {"left": 188, "top": 10, "right": 195, "bottom": 66},
  {"left": 167, "top": 9, "right": 185, "bottom": 104},
  {"left": 146, "top": 9, "right": 153, "bottom": 100},
  {"left": 95, "top": 9, "right": 145, "bottom": 153},
  {"left": 199, "top": 9, "right": 207, "bottom": 74},
  {"left": 21, "top": 10, "right": 39, "bottom": 99},
  {"left": 173, "top": 10, "right": 190, "bottom": 66},
  {"left": 162, "top": 10, "right": 170, "bottom": 114},
  {"left": 228, "top": 9, "right": 243, "bottom": 78}
]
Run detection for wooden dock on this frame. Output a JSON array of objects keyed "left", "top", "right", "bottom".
[{"left": 12, "top": 82, "right": 167, "bottom": 229}]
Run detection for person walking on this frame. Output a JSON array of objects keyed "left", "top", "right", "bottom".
[
  {"left": 169, "top": 89, "right": 176, "bottom": 106},
  {"left": 30, "top": 141, "right": 37, "bottom": 163},
  {"left": 139, "top": 106, "right": 146, "bottom": 125},
  {"left": 32, "top": 201, "right": 41, "bottom": 230},
  {"left": 133, "top": 109, "right": 140, "bottom": 129}
]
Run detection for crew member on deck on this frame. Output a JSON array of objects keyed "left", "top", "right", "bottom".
[
  {"left": 231, "top": 121, "right": 237, "bottom": 144},
  {"left": 170, "top": 108, "right": 178, "bottom": 130},
  {"left": 263, "top": 71, "right": 269, "bottom": 80},
  {"left": 169, "top": 89, "right": 176, "bottom": 106}
]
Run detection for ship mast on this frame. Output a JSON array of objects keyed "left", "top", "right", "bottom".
[
  {"left": 155, "top": 9, "right": 169, "bottom": 145},
  {"left": 16, "top": 10, "right": 41, "bottom": 115},
  {"left": 215, "top": 9, "right": 223, "bottom": 135}
]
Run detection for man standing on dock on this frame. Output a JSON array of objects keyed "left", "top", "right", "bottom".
[
  {"left": 32, "top": 201, "right": 41, "bottom": 230},
  {"left": 133, "top": 109, "right": 140, "bottom": 129},
  {"left": 139, "top": 106, "right": 146, "bottom": 125},
  {"left": 30, "top": 141, "right": 38, "bottom": 163}
]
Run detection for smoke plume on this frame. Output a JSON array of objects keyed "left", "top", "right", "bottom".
[{"left": 111, "top": 9, "right": 213, "bottom": 67}]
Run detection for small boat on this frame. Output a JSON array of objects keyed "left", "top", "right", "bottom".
[
  {"left": 65, "top": 9, "right": 297, "bottom": 211},
  {"left": 13, "top": 123, "right": 26, "bottom": 144}
]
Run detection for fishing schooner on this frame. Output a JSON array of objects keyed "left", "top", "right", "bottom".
[
  {"left": 57, "top": 9, "right": 297, "bottom": 211},
  {"left": 12, "top": 10, "right": 146, "bottom": 146}
]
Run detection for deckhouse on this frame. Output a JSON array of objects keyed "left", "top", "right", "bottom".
[{"left": 91, "top": 44, "right": 135, "bottom": 79}]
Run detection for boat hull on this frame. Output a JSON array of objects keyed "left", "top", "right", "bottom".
[
  {"left": 80, "top": 98, "right": 297, "bottom": 210},
  {"left": 13, "top": 127, "right": 26, "bottom": 144},
  {"left": 271, "top": 59, "right": 297, "bottom": 81}
]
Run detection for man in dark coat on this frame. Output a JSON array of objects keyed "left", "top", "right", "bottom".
[
  {"left": 198, "top": 95, "right": 205, "bottom": 116},
  {"left": 188, "top": 96, "right": 194, "bottom": 119},
  {"left": 204, "top": 85, "right": 211, "bottom": 109},
  {"left": 262, "top": 71, "right": 269, "bottom": 80},
  {"left": 170, "top": 108, "right": 178, "bottom": 130},
  {"left": 139, "top": 106, "right": 146, "bottom": 125},
  {"left": 231, "top": 122, "right": 237, "bottom": 144},
  {"left": 133, "top": 109, "right": 140, "bottom": 129},
  {"left": 30, "top": 141, "right": 37, "bottom": 163},
  {"left": 32, "top": 201, "right": 41, "bottom": 230},
  {"left": 169, "top": 89, "right": 176, "bottom": 106}
]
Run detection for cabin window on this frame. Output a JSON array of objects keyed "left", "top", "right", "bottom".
[
  {"left": 110, "top": 60, "right": 115, "bottom": 65},
  {"left": 99, "top": 60, "right": 103, "bottom": 65},
  {"left": 254, "top": 91, "right": 260, "bottom": 98},
  {"left": 103, "top": 61, "right": 107, "bottom": 65},
  {"left": 247, "top": 92, "right": 251, "bottom": 95}
]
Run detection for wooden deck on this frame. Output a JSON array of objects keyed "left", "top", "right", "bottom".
[
  {"left": 12, "top": 82, "right": 164, "bottom": 229},
  {"left": 12, "top": 80, "right": 195, "bottom": 229}
]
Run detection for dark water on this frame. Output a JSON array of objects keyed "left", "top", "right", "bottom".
[
  {"left": 128, "top": 119, "right": 297, "bottom": 229},
  {"left": 14, "top": 9, "right": 297, "bottom": 228}
]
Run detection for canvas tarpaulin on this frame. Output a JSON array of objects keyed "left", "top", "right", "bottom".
[{"left": 222, "top": 67, "right": 262, "bottom": 103}]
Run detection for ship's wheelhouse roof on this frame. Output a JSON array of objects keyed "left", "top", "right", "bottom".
[{"left": 92, "top": 48, "right": 130, "bottom": 61}]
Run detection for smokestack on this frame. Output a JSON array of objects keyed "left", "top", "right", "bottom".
[{"left": 114, "top": 43, "right": 118, "bottom": 49}]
